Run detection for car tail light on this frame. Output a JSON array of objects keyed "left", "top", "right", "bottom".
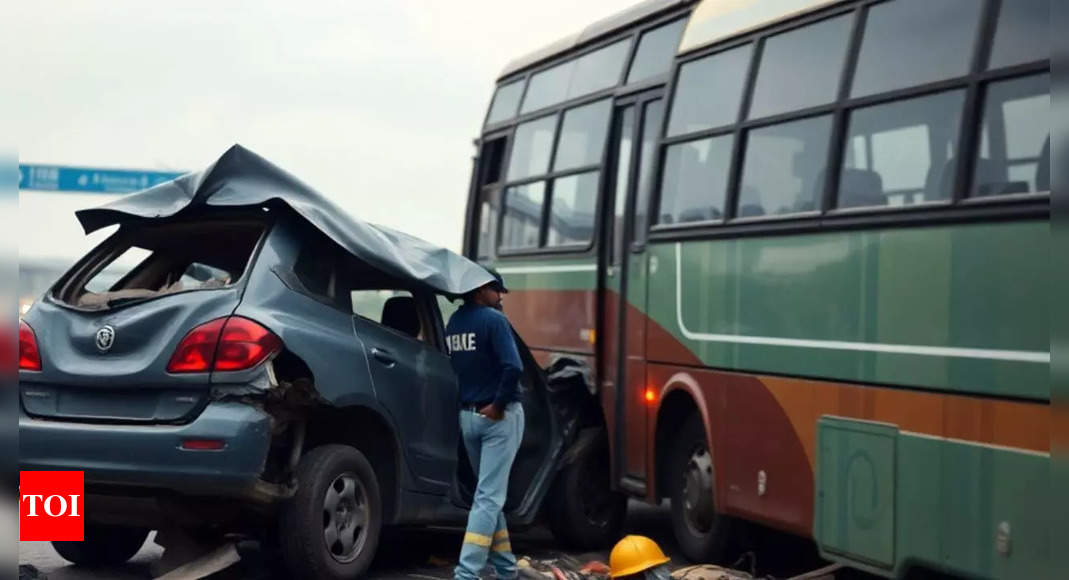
[
  {"left": 167, "top": 316, "right": 280, "bottom": 374},
  {"left": 19, "top": 320, "right": 42, "bottom": 371},
  {"left": 167, "top": 318, "right": 226, "bottom": 373},
  {"left": 214, "top": 316, "right": 282, "bottom": 372}
]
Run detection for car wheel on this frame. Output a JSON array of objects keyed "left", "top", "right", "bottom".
[
  {"left": 52, "top": 524, "right": 149, "bottom": 567},
  {"left": 670, "top": 414, "right": 731, "bottom": 563},
  {"left": 547, "top": 431, "right": 626, "bottom": 550},
  {"left": 278, "top": 444, "right": 382, "bottom": 580}
]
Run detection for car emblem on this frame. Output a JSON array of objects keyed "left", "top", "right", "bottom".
[{"left": 95, "top": 325, "right": 116, "bottom": 352}]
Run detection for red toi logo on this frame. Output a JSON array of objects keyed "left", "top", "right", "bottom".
[{"left": 20, "top": 471, "right": 84, "bottom": 541}]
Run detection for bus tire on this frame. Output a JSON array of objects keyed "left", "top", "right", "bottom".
[
  {"left": 669, "top": 414, "right": 731, "bottom": 563},
  {"left": 546, "top": 432, "right": 626, "bottom": 550},
  {"left": 278, "top": 444, "right": 382, "bottom": 580}
]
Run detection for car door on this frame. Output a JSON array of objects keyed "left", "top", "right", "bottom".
[{"left": 350, "top": 288, "right": 459, "bottom": 494}]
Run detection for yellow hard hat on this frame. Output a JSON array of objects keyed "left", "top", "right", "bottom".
[{"left": 609, "top": 535, "right": 670, "bottom": 578}]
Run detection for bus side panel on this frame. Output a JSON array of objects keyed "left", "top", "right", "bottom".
[
  {"left": 497, "top": 264, "right": 598, "bottom": 356},
  {"left": 643, "top": 223, "right": 1049, "bottom": 400},
  {"left": 649, "top": 362, "right": 815, "bottom": 536}
]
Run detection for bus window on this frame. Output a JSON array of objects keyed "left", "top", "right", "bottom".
[
  {"left": 500, "top": 182, "right": 546, "bottom": 250},
  {"left": 657, "top": 135, "right": 734, "bottom": 224},
  {"left": 522, "top": 61, "right": 573, "bottom": 115},
  {"left": 486, "top": 80, "right": 525, "bottom": 125},
  {"left": 851, "top": 0, "right": 981, "bottom": 98},
  {"left": 553, "top": 99, "right": 613, "bottom": 172},
  {"left": 738, "top": 115, "right": 832, "bottom": 217},
  {"left": 973, "top": 73, "right": 1050, "bottom": 197},
  {"left": 507, "top": 115, "right": 557, "bottom": 181},
  {"left": 547, "top": 172, "right": 600, "bottom": 247},
  {"left": 520, "top": 40, "right": 630, "bottom": 115},
  {"left": 611, "top": 106, "right": 636, "bottom": 265},
  {"left": 748, "top": 14, "right": 851, "bottom": 120},
  {"left": 667, "top": 44, "right": 752, "bottom": 137},
  {"left": 627, "top": 18, "right": 687, "bottom": 85},
  {"left": 989, "top": 0, "right": 1048, "bottom": 69},
  {"left": 568, "top": 39, "right": 631, "bottom": 99},
  {"left": 837, "top": 90, "right": 966, "bottom": 209},
  {"left": 633, "top": 100, "right": 663, "bottom": 242}
]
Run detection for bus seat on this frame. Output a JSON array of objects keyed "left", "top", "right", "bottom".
[
  {"left": 679, "top": 207, "right": 714, "bottom": 222},
  {"left": 837, "top": 168, "right": 885, "bottom": 208},
  {"left": 950, "top": 157, "right": 1027, "bottom": 197},
  {"left": 737, "top": 186, "right": 765, "bottom": 217},
  {"left": 738, "top": 204, "right": 765, "bottom": 218},
  {"left": 927, "top": 158, "right": 957, "bottom": 200},
  {"left": 1037, "top": 137, "right": 1050, "bottom": 192}
]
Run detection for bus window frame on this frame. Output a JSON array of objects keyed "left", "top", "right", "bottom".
[
  {"left": 495, "top": 90, "right": 620, "bottom": 258},
  {"left": 645, "top": 0, "right": 1049, "bottom": 244},
  {"left": 515, "top": 34, "right": 637, "bottom": 121},
  {"left": 483, "top": 76, "right": 530, "bottom": 130},
  {"left": 467, "top": 127, "right": 515, "bottom": 260},
  {"left": 481, "top": 7, "right": 693, "bottom": 133},
  {"left": 475, "top": 7, "right": 698, "bottom": 259}
]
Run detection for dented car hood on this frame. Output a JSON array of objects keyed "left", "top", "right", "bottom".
[{"left": 75, "top": 144, "right": 494, "bottom": 296}]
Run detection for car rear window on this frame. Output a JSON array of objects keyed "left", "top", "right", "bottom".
[{"left": 61, "top": 221, "right": 264, "bottom": 309}]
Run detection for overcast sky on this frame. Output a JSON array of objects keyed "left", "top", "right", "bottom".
[{"left": 6, "top": 0, "right": 630, "bottom": 263}]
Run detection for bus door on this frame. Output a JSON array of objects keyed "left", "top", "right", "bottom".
[{"left": 599, "top": 90, "right": 664, "bottom": 492}]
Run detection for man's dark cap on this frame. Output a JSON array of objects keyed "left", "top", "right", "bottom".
[{"left": 484, "top": 267, "right": 508, "bottom": 293}]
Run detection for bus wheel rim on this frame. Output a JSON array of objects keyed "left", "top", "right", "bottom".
[{"left": 682, "top": 444, "right": 714, "bottom": 535}]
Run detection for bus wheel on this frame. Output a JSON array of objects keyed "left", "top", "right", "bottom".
[
  {"left": 547, "top": 431, "right": 626, "bottom": 549},
  {"left": 669, "top": 415, "right": 731, "bottom": 563}
]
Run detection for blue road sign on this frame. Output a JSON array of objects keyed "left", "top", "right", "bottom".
[{"left": 18, "top": 164, "right": 186, "bottom": 193}]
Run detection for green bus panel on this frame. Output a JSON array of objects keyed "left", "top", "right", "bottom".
[
  {"left": 816, "top": 418, "right": 1050, "bottom": 579},
  {"left": 817, "top": 417, "right": 897, "bottom": 567},
  {"left": 645, "top": 221, "right": 1049, "bottom": 400}
]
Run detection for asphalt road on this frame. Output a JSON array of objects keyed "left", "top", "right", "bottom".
[{"left": 19, "top": 501, "right": 845, "bottom": 580}]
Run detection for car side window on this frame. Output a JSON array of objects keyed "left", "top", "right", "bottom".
[
  {"left": 351, "top": 289, "right": 427, "bottom": 342},
  {"left": 437, "top": 294, "right": 460, "bottom": 330}
]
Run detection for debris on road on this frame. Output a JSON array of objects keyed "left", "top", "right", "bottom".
[
  {"left": 153, "top": 542, "right": 240, "bottom": 580},
  {"left": 670, "top": 564, "right": 752, "bottom": 580},
  {"left": 18, "top": 564, "right": 47, "bottom": 580}
]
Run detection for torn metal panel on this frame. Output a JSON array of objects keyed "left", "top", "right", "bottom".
[{"left": 75, "top": 144, "right": 495, "bottom": 297}]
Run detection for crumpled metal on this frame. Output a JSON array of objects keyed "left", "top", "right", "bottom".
[{"left": 75, "top": 144, "right": 495, "bottom": 296}]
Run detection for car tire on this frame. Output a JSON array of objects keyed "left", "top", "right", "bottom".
[
  {"left": 546, "top": 431, "right": 626, "bottom": 550},
  {"left": 278, "top": 444, "right": 382, "bottom": 580},
  {"left": 52, "top": 524, "right": 149, "bottom": 567},
  {"left": 669, "top": 414, "right": 731, "bottom": 563}
]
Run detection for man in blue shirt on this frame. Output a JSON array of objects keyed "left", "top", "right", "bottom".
[{"left": 446, "top": 269, "right": 524, "bottom": 580}]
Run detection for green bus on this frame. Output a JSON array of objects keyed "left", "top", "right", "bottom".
[{"left": 463, "top": 0, "right": 1050, "bottom": 578}]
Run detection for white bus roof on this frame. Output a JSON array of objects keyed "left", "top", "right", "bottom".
[
  {"left": 497, "top": 0, "right": 690, "bottom": 80},
  {"left": 679, "top": 0, "right": 846, "bottom": 54},
  {"left": 496, "top": 0, "right": 848, "bottom": 82}
]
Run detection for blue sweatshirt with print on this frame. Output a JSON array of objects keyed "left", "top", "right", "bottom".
[{"left": 445, "top": 303, "right": 522, "bottom": 409}]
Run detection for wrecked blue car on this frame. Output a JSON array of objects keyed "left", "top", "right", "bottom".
[{"left": 18, "top": 146, "right": 614, "bottom": 579}]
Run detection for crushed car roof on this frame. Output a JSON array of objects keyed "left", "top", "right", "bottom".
[{"left": 75, "top": 144, "right": 495, "bottom": 296}]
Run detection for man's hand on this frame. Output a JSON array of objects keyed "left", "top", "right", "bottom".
[{"left": 478, "top": 403, "right": 504, "bottom": 421}]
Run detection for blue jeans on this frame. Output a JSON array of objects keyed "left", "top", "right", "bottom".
[{"left": 455, "top": 402, "right": 524, "bottom": 580}]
